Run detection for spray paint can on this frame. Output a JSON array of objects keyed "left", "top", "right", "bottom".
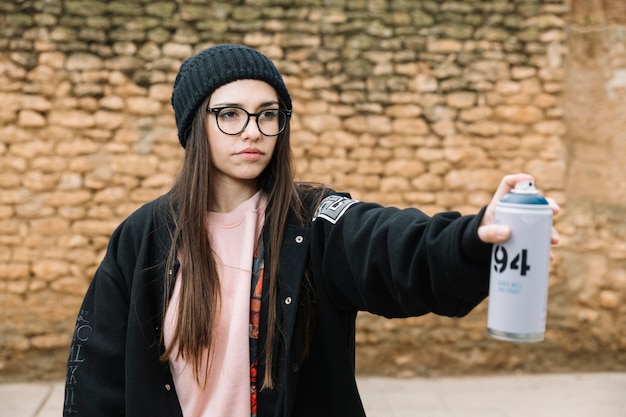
[{"left": 487, "top": 180, "right": 553, "bottom": 343}]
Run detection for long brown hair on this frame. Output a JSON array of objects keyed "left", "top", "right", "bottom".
[{"left": 161, "top": 96, "right": 304, "bottom": 390}]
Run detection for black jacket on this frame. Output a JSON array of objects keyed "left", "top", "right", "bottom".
[{"left": 63, "top": 189, "right": 492, "bottom": 416}]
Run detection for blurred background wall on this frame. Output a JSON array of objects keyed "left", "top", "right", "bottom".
[{"left": 0, "top": 0, "right": 624, "bottom": 381}]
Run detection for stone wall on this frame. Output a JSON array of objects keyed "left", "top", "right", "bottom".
[{"left": 0, "top": 0, "right": 624, "bottom": 381}]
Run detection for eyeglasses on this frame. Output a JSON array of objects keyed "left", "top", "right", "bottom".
[{"left": 206, "top": 106, "right": 291, "bottom": 136}]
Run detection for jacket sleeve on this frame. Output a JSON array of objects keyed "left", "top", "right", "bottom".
[
  {"left": 64, "top": 198, "right": 182, "bottom": 417},
  {"left": 308, "top": 195, "right": 493, "bottom": 318},
  {"left": 63, "top": 223, "right": 131, "bottom": 416}
]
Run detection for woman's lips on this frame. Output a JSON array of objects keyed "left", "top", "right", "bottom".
[{"left": 236, "top": 148, "right": 264, "bottom": 160}]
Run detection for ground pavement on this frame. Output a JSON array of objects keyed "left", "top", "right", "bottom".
[{"left": 1, "top": 372, "right": 624, "bottom": 417}]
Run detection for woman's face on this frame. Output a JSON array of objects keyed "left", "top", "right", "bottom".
[{"left": 206, "top": 79, "right": 280, "bottom": 189}]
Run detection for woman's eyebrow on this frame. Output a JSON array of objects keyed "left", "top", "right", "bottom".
[
  {"left": 259, "top": 101, "right": 280, "bottom": 108},
  {"left": 209, "top": 100, "right": 280, "bottom": 108}
]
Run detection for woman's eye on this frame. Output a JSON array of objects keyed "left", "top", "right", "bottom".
[
  {"left": 219, "top": 109, "right": 241, "bottom": 119},
  {"left": 260, "top": 110, "right": 278, "bottom": 120}
]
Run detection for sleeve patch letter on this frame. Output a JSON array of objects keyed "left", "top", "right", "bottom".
[{"left": 312, "top": 195, "right": 358, "bottom": 224}]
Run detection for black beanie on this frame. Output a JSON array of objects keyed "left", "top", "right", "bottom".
[{"left": 171, "top": 44, "right": 292, "bottom": 148}]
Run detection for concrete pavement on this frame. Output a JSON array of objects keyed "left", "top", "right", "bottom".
[
  {"left": 357, "top": 373, "right": 626, "bottom": 417},
  {"left": 1, "top": 373, "right": 624, "bottom": 416}
]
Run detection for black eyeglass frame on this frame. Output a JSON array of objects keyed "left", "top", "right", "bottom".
[{"left": 206, "top": 106, "right": 292, "bottom": 137}]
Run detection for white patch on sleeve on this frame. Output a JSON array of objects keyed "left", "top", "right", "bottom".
[{"left": 312, "top": 195, "right": 358, "bottom": 224}]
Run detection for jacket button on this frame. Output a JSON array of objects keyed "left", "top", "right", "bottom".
[
  {"left": 292, "top": 363, "right": 299, "bottom": 372},
  {"left": 165, "top": 384, "right": 171, "bottom": 391},
  {"left": 295, "top": 235, "right": 303, "bottom": 243},
  {"left": 285, "top": 296, "right": 292, "bottom": 305}
]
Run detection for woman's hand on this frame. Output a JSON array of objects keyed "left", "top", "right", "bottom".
[{"left": 477, "top": 173, "right": 560, "bottom": 245}]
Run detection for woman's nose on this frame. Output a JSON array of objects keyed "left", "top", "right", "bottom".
[{"left": 241, "top": 116, "right": 262, "bottom": 141}]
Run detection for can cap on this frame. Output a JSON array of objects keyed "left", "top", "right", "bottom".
[
  {"left": 512, "top": 181, "right": 537, "bottom": 194},
  {"left": 501, "top": 181, "right": 549, "bottom": 204}
]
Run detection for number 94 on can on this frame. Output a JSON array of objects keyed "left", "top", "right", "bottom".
[{"left": 487, "top": 181, "right": 553, "bottom": 343}]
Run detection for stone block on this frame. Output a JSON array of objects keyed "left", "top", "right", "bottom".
[
  {"left": 32, "top": 260, "right": 70, "bottom": 281},
  {"left": 48, "top": 110, "right": 96, "bottom": 128},
  {"left": 111, "top": 154, "right": 159, "bottom": 177}
]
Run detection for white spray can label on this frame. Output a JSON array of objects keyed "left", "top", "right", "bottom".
[{"left": 487, "top": 180, "right": 553, "bottom": 343}]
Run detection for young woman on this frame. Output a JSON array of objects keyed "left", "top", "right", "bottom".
[{"left": 63, "top": 44, "right": 559, "bottom": 417}]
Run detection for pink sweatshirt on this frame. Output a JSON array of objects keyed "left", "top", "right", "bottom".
[{"left": 164, "top": 191, "right": 268, "bottom": 417}]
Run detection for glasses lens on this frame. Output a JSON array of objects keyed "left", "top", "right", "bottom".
[
  {"left": 257, "top": 109, "right": 287, "bottom": 136},
  {"left": 216, "top": 107, "right": 248, "bottom": 135}
]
